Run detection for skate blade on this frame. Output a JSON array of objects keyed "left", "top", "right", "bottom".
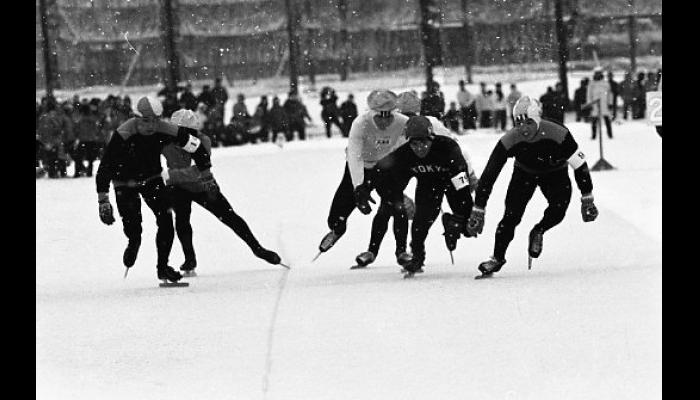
[
  {"left": 159, "top": 281, "right": 190, "bottom": 287},
  {"left": 123, "top": 267, "right": 130, "bottom": 279},
  {"left": 278, "top": 262, "right": 291, "bottom": 269},
  {"left": 311, "top": 251, "right": 322, "bottom": 262},
  {"left": 528, "top": 255, "right": 532, "bottom": 270},
  {"left": 350, "top": 264, "right": 368, "bottom": 270},
  {"left": 474, "top": 273, "right": 494, "bottom": 280},
  {"left": 449, "top": 251, "right": 454, "bottom": 265},
  {"left": 182, "top": 270, "right": 197, "bottom": 277}
]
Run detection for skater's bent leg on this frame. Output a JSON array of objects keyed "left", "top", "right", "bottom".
[
  {"left": 194, "top": 191, "right": 264, "bottom": 253},
  {"left": 494, "top": 168, "right": 537, "bottom": 260},
  {"left": 535, "top": 170, "right": 572, "bottom": 233},
  {"left": 326, "top": 163, "right": 356, "bottom": 235},
  {"left": 409, "top": 182, "right": 444, "bottom": 259},
  {"left": 115, "top": 186, "right": 143, "bottom": 244},
  {"left": 367, "top": 201, "right": 392, "bottom": 255}
]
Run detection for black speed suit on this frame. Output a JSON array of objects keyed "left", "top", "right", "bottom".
[
  {"left": 95, "top": 118, "right": 211, "bottom": 268},
  {"left": 475, "top": 119, "right": 593, "bottom": 261},
  {"left": 376, "top": 135, "right": 474, "bottom": 262}
]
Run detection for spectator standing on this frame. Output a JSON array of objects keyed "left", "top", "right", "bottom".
[
  {"left": 475, "top": 86, "right": 493, "bottom": 128},
  {"left": 268, "top": 96, "right": 289, "bottom": 144},
  {"left": 251, "top": 95, "right": 270, "bottom": 143},
  {"left": 421, "top": 81, "right": 446, "bottom": 119},
  {"left": 573, "top": 78, "right": 590, "bottom": 122},
  {"left": 632, "top": 72, "right": 647, "bottom": 119},
  {"left": 443, "top": 101, "right": 461, "bottom": 134},
  {"left": 539, "top": 86, "right": 556, "bottom": 122},
  {"left": 157, "top": 83, "right": 180, "bottom": 118},
  {"left": 607, "top": 72, "right": 619, "bottom": 120},
  {"left": 197, "top": 85, "right": 216, "bottom": 110},
  {"left": 339, "top": 94, "right": 358, "bottom": 137},
  {"left": 179, "top": 82, "right": 198, "bottom": 111},
  {"left": 74, "top": 103, "right": 103, "bottom": 177},
  {"left": 493, "top": 84, "right": 508, "bottom": 131},
  {"left": 506, "top": 84, "right": 522, "bottom": 128},
  {"left": 457, "top": 80, "right": 477, "bottom": 131},
  {"left": 587, "top": 68, "right": 614, "bottom": 139},
  {"left": 283, "top": 91, "right": 312, "bottom": 141},
  {"left": 551, "top": 82, "right": 568, "bottom": 125},
  {"left": 320, "top": 86, "right": 342, "bottom": 138},
  {"left": 37, "top": 97, "right": 72, "bottom": 178}
]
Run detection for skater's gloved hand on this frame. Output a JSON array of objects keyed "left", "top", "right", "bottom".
[
  {"left": 353, "top": 183, "right": 376, "bottom": 215},
  {"left": 466, "top": 207, "right": 485, "bottom": 236},
  {"left": 581, "top": 194, "right": 598, "bottom": 222},
  {"left": 442, "top": 213, "right": 466, "bottom": 250},
  {"left": 200, "top": 170, "right": 220, "bottom": 195},
  {"left": 98, "top": 192, "right": 115, "bottom": 225}
]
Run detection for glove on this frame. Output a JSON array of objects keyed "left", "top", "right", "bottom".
[
  {"left": 581, "top": 194, "right": 598, "bottom": 222},
  {"left": 353, "top": 184, "right": 376, "bottom": 215},
  {"left": 441, "top": 213, "right": 466, "bottom": 251},
  {"left": 98, "top": 193, "right": 115, "bottom": 225},
  {"left": 466, "top": 207, "right": 485, "bottom": 236},
  {"left": 200, "top": 170, "right": 220, "bottom": 195}
]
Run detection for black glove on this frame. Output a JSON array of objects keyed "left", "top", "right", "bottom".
[
  {"left": 98, "top": 193, "right": 115, "bottom": 225},
  {"left": 353, "top": 184, "right": 376, "bottom": 215},
  {"left": 466, "top": 207, "right": 485, "bottom": 236},
  {"left": 442, "top": 213, "right": 466, "bottom": 251},
  {"left": 581, "top": 194, "right": 598, "bottom": 222}
]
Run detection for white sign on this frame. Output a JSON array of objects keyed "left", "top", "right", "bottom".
[{"left": 646, "top": 91, "right": 662, "bottom": 126}]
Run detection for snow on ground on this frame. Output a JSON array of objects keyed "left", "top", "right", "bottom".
[{"left": 36, "top": 76, "right": 661, "bottom": 400}]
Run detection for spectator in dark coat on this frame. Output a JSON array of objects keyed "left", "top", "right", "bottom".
[
  {"left": 443, "top": 101, "right": 461, "bottom": 134},
  {"left": 421, "top": 81, "right": 446, "bottom": 119},
  {"left": 573, "top": 78, "right": 590, "bottom": 122},
  {"left": 606, "top": 72, "right": 619, "bottom": 120},
  {"left": 211, "top": 77, "right": 229, "bottom": 109},
  {"left": 268, "top": 96, "right": 288, "bottom": 143},
  {"left": 37, "top": 98, "right": 72, "bottom": 178},
  {"left": 157, "top": 84, "right": 180, "bottom": 118},
  {"left": 551, "top": 82, "right": 568, "bottom": 124},
  {"left": 539, "top": 86, "right": 556, "bottom": 122},
  {"left": 179, "top": 82, "right": 198, "bottom": 111},
  {"left": 251, "top": 95, "right": 270, "bottom": 143},
  {"left": 73, "top": 103, "right": 103, "bottom": 177},
  {"left": 320, "top": 86, "right": 342, "bottom": 138},
  {"left": 197, "top": 85, "right": 216, "bottom": 109},
  {"left": 339, "top": 94, "right": 358, "bottom": 137},
  {"left": 632, "top": 72, "right": 647, "bottom": 119},
  {"left": 283, "top": 92, "right": 312, "bottom": 141}
]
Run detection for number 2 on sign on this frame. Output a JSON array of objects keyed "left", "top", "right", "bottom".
[{"left": 646, "top": 91, "right": 662, "bottom": 125}]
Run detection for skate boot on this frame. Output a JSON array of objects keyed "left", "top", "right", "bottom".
[
  {"left": 318, "top": 230, "right": 343, "bottom": 253},
  {"left": 353, "top": 251, "right": 376, "bottom": 268},
  {"left": 402, "top": 257, "right": 424, "bottom": 278},
  {"left": 180, "top": 259, "right": 197, "bottom": 277},
  {"left": 254, "top": 247, "right": 282, "bottom": 265},
  {"left": 395, "top": 250, "right": 412, "bottom": 266},
  {"left": 123, "top": 239, "right": 141, "bottom": 268},
  {"left": 528, "top": 228, "right": 544, "bottom": 258},
  {"left": 157, "top": 265, "right": 187, "bottom": 287},
  {"left": 476, "top": 256, "right": 506, "bottom": 279}
]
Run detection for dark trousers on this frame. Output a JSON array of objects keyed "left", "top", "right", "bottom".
[
  {"left": 287, "top": 122, "right": 306, "bottom": 141},
  {"left": 410, "top": 178, "right": 472, "bottom": 261},
  {"left": 479, "top": 110, "right": 492, "bottom": 128},
  {"left": 270, "top": 128, "right": 288, "bottom": 143},
  {"left": 460, "top": 105, "right": 477, "bottom": 130},
  {"left": 42, "top": 145, "right": 66, "bottom": 178},
  {"left": 493, "top": 110, "right": 507, "bottom": 131},
  {"left": 493, "top": 167, "right": 571, "bottom": 261},
  {"left": 591, "top": 115, "right": 613, "bottom": 139},
  {"left": 327, "top": 163, "right": 408, "bottom": 254},
  {"left": 341, "top": 118, "right": 355, "bottom": 137},
  {"left": 73, "top": 141, "right": 100, "bottom": 177},
  {"left": 323, "top": 114, "right": 342, "bottom": 138},
  {"left": 170, "top": 187, "right": 263, "bottom": 263},
  {"left": 114, "top": 179, "right": 174, "bottom": 268}
]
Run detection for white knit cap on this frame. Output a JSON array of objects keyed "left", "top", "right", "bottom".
[{"left": 170, "top": 108, "right": 201, "bottom": 130}]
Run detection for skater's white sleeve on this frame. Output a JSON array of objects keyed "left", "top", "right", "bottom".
[{"left": 346, "top": 118, "right": 367, "bottom": 188}]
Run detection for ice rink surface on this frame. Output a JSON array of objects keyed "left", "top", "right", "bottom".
[{"left": 36, "top": 79, "right": 661, "bottom": 400}]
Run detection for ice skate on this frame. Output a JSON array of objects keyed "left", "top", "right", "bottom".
[
  {"left": 401, "top": 257, "right": 424, "bottom": 279},
  {"left": 158, "top": 266, "right": 188, "bottom": 287},
  {"left": 395, "top": 251, "right": 412, "bottom": 266},
  {"left": 318, "top": 230, "right": 343, "bottom": 253},
  {"left": 180, "top": 259, "right": 197, "bottom": 277},
  {"left": 123, "top": 240, "right": 140, "bottom": 268},
  {"left": 528, "top": 227, "right": 544, "bottom": 259},
  {"left": 254, "top": 247, "right": 282, "bottom": 265},
  {"left": 475, "top": 256, "right": 506, "bottom": 279},
  {"left": 351, "top": 251, "right": 375, "bottom": 269}
]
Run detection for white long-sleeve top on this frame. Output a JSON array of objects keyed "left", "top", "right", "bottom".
[{"left": 346, "top": 111, "right": 409, "bottom": 187}]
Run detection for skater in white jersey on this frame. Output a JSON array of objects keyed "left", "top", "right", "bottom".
[{"left": 316, "top": 90, "right": 411, "bottom": 265}]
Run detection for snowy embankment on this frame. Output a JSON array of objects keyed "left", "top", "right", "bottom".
[{"left": 37, "top": 76, "right": 661, "bottom": 399}]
